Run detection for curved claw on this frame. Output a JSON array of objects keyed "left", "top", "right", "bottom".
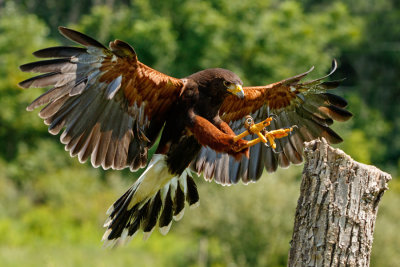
[
  {"left": 269, "top": 114, "right": 278, "bottom": 123},
  {"left": 289, "top": 125, "right": 298, "bottom": 135},
  {"left": 269, "top": 114, "right": 278, "bottom": 119}
]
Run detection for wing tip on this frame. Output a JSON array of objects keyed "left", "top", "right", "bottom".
[
  {"left": 331, "top": 58, "right": 338, "bottom": 71},
  {"left": 58, "top": 26, "right": 74, "bottom": 40},
  {"left": 32, "top": 49, "right": 44, "bottom": 58},
  {"left": 58, "top": 26, "right": 77, "bottom": 38},
  {"left": 58, "top": 26, "right": 107, "bottom": 49},
  {"left": 58, "top": 26, "right": 67, "bottom": 33},
  {"left": 18, "top": 79, "right": 31, "bottom": 89},
  {"left": 19, "top": 63, "right": 30, "bottom": 72}
]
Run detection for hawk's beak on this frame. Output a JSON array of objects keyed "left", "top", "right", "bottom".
[{"left": 227, "top": 83, "right": 245, "bottom": 99}]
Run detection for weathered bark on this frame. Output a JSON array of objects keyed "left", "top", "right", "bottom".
[{"left": 288, "top": 138, "right": 391, "bottom": 267}]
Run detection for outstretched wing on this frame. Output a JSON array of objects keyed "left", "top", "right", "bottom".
[
  {"left": 19, "top": 27, "right": 185, "bottom": 171},
  {"left": 192, "top": 60, "right": 352, "bottom": 184}
]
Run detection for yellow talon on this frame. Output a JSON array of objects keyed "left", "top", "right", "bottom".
[
  {"left": 233, "top": 116, "right": 273, "bottom": 142},
  {"left": 233, "top": 115, "right": 295, "bottom": 151},
  {"left": 233, "top": 130, "right": 250, "bottom": 142},
  {"left": 256, "top": 131, "right": 268, "bottom": 143},
  {"left": 248, "top": 117, "right": 272, "bottom": 134},
  {"left": 264, "top": 127, "right": 294, "bottom": 149},
  {"left": 266, "top": 134, "right": 276, "bottom": 149}
]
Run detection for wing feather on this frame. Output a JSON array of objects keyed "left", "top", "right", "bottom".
[
  {"left": 58, "top": 26, "right": 108, "bottom": 49},
  {"left": 20, "top": 27, "right": 185, "bottom": 171},
  {"left": 33, "top": 46, "right": 87, "bottom": 58},
  {"left": 193, "top": 60, "right": 352, "bottom": 185}
]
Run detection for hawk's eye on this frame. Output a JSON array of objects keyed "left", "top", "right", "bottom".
[{"left": 223, "top": 81, "right": 232, "bottom": 87}]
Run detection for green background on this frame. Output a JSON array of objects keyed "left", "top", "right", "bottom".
[{"left": 1, "top": 0, "right": 399, "bottom": 266}]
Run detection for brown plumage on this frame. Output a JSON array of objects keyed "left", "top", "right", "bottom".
[{"left": 19, "top": 27, "right": 352, "bottom": 245}]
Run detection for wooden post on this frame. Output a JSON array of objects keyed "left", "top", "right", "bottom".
[{"left": 288, "top": 138, "right": 392, "bottom": 267}]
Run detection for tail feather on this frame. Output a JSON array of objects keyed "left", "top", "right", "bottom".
[
  {"left": 102, "top": 155, "right": 199, "bottom": 246},
  {"left": 142, "top": 192, "right": 162, "bottom": 232},
  {"left": 159, "top": 187, "right": 173, "bottom": 230},
  {"left": 186, "top": 174, "right": 200, "bottom": 208},
  {"left": 173, "top": 183, "right": 185, "bottom": 220}
]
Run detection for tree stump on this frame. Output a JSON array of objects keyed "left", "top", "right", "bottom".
[{"left": 288, "top": 138, "right": 392, "bottom": 267}]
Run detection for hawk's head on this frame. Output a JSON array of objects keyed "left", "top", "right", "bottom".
[{"left": 188, "top": 68, "right": 244, "bottom": 99}]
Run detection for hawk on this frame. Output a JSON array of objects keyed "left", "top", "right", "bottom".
[{"left": 19, "top": 27, "right": 352, "bottom": 245}]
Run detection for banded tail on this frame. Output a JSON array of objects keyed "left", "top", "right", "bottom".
[{"left": 102, "top": 154, "right": 200, "bottom": 246}]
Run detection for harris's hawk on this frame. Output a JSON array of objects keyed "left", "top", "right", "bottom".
[{"left": 19, "top": 27, "right": 352, "bottom": 245}]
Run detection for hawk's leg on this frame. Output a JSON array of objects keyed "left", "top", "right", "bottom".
[{"left": 233, "top": 115, "right": 295, "bottom": 151}]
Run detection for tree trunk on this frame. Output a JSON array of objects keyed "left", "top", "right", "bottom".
[{"left": 288, "top": 138, "right": 392, "bottom": 267}]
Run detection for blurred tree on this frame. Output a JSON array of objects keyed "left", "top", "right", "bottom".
[
  {"left": 0, "top": 2, "right": 56, "bottom": 163},
  {"left": 74, "top": 1, "right": 362, "bottom": 82},
  {"left": 181, "top": 168, "right": 302, "bottom": 267},
  {"left": 301, "top": 0, "right": 400, "bottom": 172},
  {"left": 6, "top": 0, "right": 128, "bottom": 37}
]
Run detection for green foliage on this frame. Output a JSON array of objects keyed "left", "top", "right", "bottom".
[
  {"left": 183, "top": 167, "right": 303, "bottom": 266},
  {"left": 0, "top": 3, "right": 57, "bottom": 162},
  {"left": 0, "top": 0, "right": 398, "bottom": 266},
  {"left": 370, "top": 178, "right": 400, "bottom": 266}
]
